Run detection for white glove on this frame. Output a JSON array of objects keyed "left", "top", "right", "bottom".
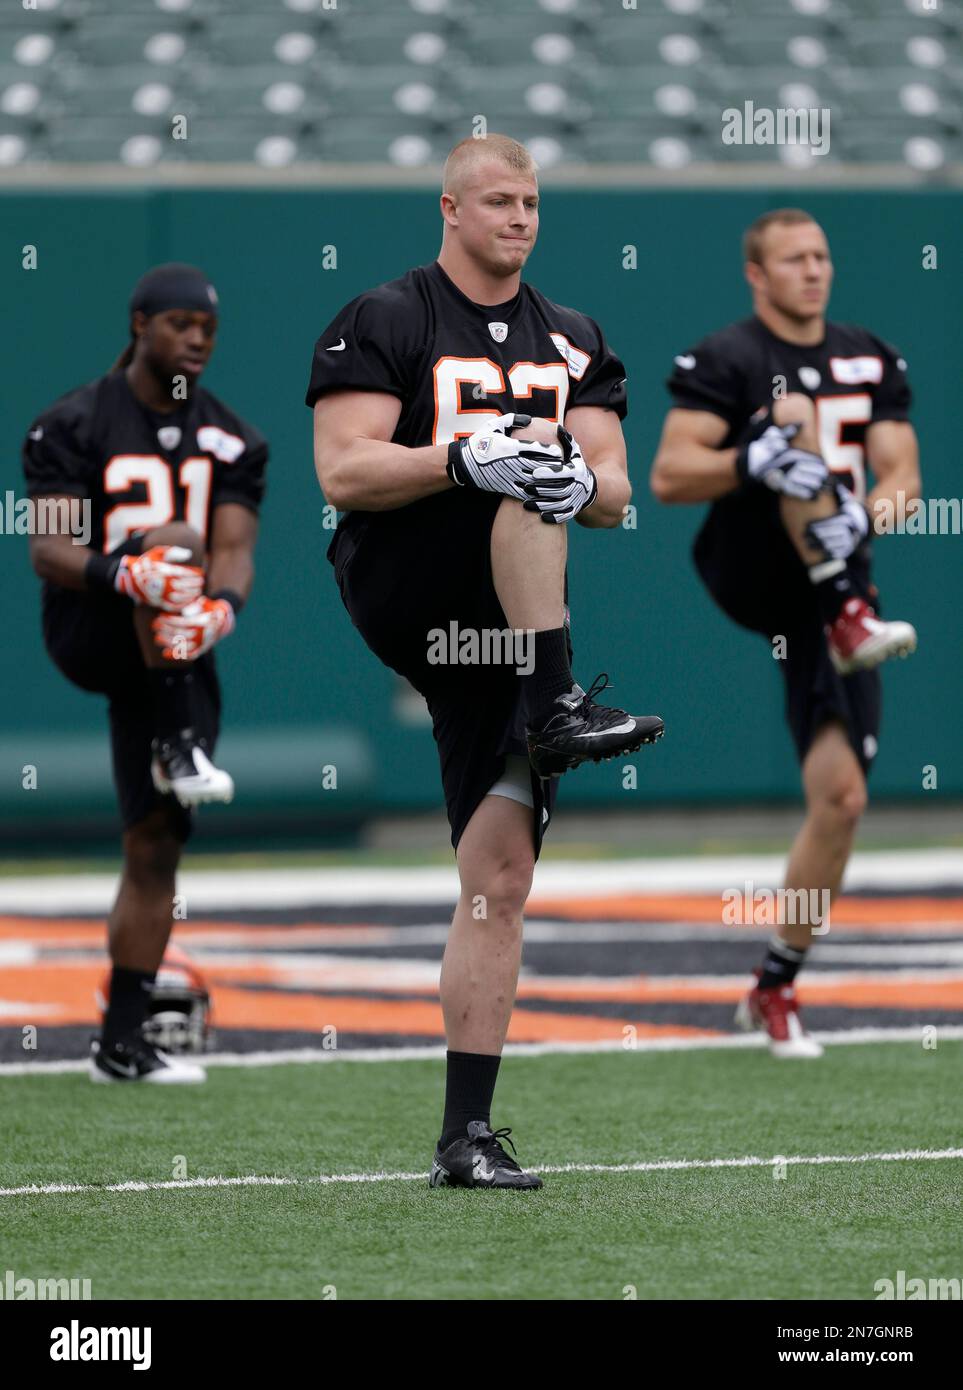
[
  {"left": 737, "top": 423, "right": 829, "bottom": 501},
  {"left": 523, "top": 427, "right": 598, "bottom": 524},
  {"left": 447, "top": 412, "right": 566, "bottom": 501},
  {"left": 805, "top": 487, "right": 870, "bottom": 560}
]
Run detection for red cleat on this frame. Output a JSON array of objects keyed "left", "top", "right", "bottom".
[
  {"left": 735, "top": 971, "right": 823, "bottom": 1059},
  {"left": 827, "top": 597, "right": 916, "bottom": 676}
]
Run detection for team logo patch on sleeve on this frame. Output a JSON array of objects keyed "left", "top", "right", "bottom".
[
  {"left": 550, "top": 332, "right": 591, "bottom": 381},
  {"left": 196, "top": 425, "right": 246, "bottom": 463},
  {"left": 829, "top": 356, "right": 883, "bottom": 385}
]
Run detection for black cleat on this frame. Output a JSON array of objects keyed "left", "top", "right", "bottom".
[
  {"left": 428, "top": 1121, "right": 543, "bottom": 1190},
  {"left": 526, "top": 673, "right": 664, "bottom": 778},
  {"left": 151, "top": 729, "right": 234, "bottom": 807},
  {"left": 89, "top": 1033, "right": 206, "bottom": 1085}
]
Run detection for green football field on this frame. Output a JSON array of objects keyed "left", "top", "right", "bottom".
[{"left": 3, "top": 1041, "right": 960, "bottom": 1301}]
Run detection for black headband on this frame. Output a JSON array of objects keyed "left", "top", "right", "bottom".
[{"left": 129, "top": 263, "right": 219, "bottom": 319}]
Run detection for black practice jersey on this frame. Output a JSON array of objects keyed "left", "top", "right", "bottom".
[
  {"left": 22, "top": 370, "right": 268, "bottom": 563},
  {"left": 306, "top": 259, "right": 627, "bottom": 551},
  {"left": 665, "top": 316, "right": 911, "bottom": 627}
]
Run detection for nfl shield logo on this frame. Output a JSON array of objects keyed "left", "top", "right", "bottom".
[
  {"left": 798, "top": 366, "right": 821, "bottom": 390},
  {"left": 157, "top": 426, "right": 182, "bottom": 451},
  {"left": 488, "top": 322, "right": 508, "bottom": 343}
]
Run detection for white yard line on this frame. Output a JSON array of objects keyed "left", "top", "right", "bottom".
[
  {"left": 1, "top": 848, "right": 961, "bottom": 914},
  {"left": 2, "top": 1025, "right": 962, "bottom": 1077},
  {"left": 2, "top": 1147, "right": 961, "bottom": 1199}
]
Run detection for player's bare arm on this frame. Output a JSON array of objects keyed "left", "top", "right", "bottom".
[
  {"left": 206, "top": 502, "right": 259, "bottom": 600},
  {"left": 313, "top": 390, "right": 449, "bottom": 511},
  {"left": 865, "top": 419, "right": 922, "bottom": 518},
  {"left": 28, "top": 495, "right": 97, "bottom": 589},
  {"left": 650, "top": 408, "right": 739, "bottom": 503},
  {"left": 564, "top": 405, "right": 630, "bottom": 528}
]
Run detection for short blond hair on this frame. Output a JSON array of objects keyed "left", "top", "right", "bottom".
[
  {"left": 442, "top": 134, "right": 538, "bottom": 200},
  {"left": 743, "top": 208, "right": 819, "bottom": 265}
]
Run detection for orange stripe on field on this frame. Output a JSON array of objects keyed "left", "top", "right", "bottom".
[
  {"left": 517, "top": 976, "right": 963, "bottom": 1012},
  {"left": 0, "top": 963, "right": 719, "bottom": 1043},
  {"left": 526, "top": 895, "right": 963, "bottom": 927},
  {"left": 3, "top": 895, "right": 963, "bottom": 946},
  {"left": 210, "top": 985, "right": 719, "bottom": 1043}
]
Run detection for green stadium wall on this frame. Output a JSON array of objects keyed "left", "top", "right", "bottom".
[{"left": 1, "top": 186, "right": 960, "bottom": 830}]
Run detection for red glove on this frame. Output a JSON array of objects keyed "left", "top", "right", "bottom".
[
  {"left": 115, "top": 545, "right": 205, "bottom": 612},
  {"left": 152, "top": 596, "right": 235, "bottom": 661}
]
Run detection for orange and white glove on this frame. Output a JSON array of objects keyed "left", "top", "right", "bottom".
[
  {"left": 152, "top": 596, "right": 235, "bottom": 661},
  {"left": 114, "top": 545, "right": 206, "bottom": 612}
]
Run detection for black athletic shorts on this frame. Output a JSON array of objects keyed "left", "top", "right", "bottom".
[
  {"left": 41, "top": 546, "right": 220, "bottom": 840},
  {"left": 330, "top": 492, "right": 566, "bottom": 858},
  {"left": 694, "top": 525, "right": 881, "bottom": 776}
]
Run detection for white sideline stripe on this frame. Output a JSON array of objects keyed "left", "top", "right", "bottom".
[
  {"left": 2, "top": 1148, "right": 961, "bottom": 1199},
  {"left": 1, "top": 847, "right": 961, "bottom": 913},
  {"left": 2, "top": 1025, "right": 962, "bottom": 1076}
]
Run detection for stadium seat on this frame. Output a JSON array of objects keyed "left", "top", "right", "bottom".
[
  {"left": 204, "top": 16, "right": 332, "bottom": 69},
  {"left": 595, "top": 24, "right": 710, "bottom": 71},
  {"left": 54, "top": 64, "right": 186, "bottom": 117},
  {"left": 69, "top": 17, "right": 206, "bottom": 68},
  {"left": 331, "top": 15, "right": 460, "bottom": 68},
  {"left": 186, "top": 66, "right": 329, "bottom": 121},
  {"left": 317, "top": 121, "right": 452, "bottom": 163},
  {"left": 845, "top": 127, "right": 961, "bottom": 168},
  {"left": 449, "top": 12, "right": 589, "bottom": 68},
  {"left": 319, "top": 65, "right": 456, "bottom": 119},
  {"left": 451, "top": 66, "right": 593, "bottom": 126},
  {"left": 718, "top": 19, "right": 847, "bottom": 71}
]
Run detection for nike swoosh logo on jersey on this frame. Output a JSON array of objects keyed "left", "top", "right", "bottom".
[
  {"left": 326, "top": 339, "right": 346, "bottom": 351},
  {"left": 571, "top": 719, "right": 638, "bottom": 740},
  {"left": 674, "top": 354, "right": 696, "bottom": 369},
  {"left": 28, "top": 427, "right": 43, "bottom": 440}
]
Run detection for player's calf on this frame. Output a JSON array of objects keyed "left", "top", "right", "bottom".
[{"left": 92, "top": 817, "right": 205, "bottom": 1084}]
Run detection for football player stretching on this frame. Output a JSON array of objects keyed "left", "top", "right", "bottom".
[
  {"left": 308, "top": 135, "right": 663, "bottom": 1187},
  {"left": 24, "top": 263, "right": 267, "bottom": 1083},
  {"left": 652, "top": 209, "right": 919, "bottom": 1058}
]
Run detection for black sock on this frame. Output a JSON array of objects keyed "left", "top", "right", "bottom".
[
  {"left": 102, "top": 966, "right": 156, "bottom": 1045},
  {"left": 808, "top": 559, "right": 855, "bottom": 626},
  {"left": 148, "top": 667, "right": 196, "bottom": 741},
  {"left": 439, "top": 1050, "right": 501, "bottom": 1150},
  {"left": 521, "top": 627, "right": 575, "bottom": 727},
  {"left": 758, "top": 938, "right": 807, "bottom": 991}
]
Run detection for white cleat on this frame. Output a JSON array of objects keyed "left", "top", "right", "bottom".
[{"left": 151, "top": 735, "right": 234, "bottom": 807}]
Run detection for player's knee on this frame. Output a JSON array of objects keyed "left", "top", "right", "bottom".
[
  {"left": 141, "top": 522, "right": 205, "bottom": 567},
  {"left": 467, "top": 853, "right": 535, "bottom": 925},
  {"left": 815, "top": 778, "right": 868, "bottom": 832},
  {"left": 123, "top": 819, "right": 181, "bottom": 884}
]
